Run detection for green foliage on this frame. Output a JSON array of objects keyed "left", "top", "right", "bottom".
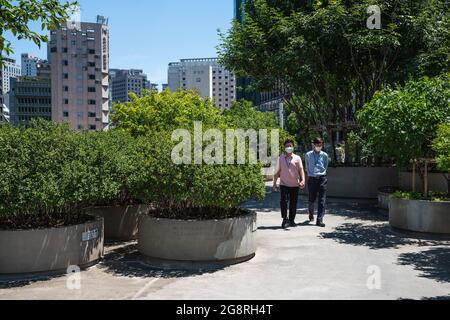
[
  {"left": 356, "top": 74, "right": 450, "bottom": 167},
  {"left": 0, "top": 120, "right": 138, "bottom": 221},
  {"left": 0, "top": 0, "right": 78, "bottom": 60},
  {"left": 219, "top": 0, "right": 449, "bottom": 145},
  {"left": 111, "top": 90, "right": 226, "bottom": 135},
  {"left": 112, "top": 90, "right": 268, "bottom": 213},
  {"left": 433, "top": 123, "right": 450, "bottom": 172},
  {"left": 393, "top": 191, "right": 449, "bottom": 202}
]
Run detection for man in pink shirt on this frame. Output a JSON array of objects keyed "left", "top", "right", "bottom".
[{"left": 273, "top": 140, "right": 306, "bottom": 229}]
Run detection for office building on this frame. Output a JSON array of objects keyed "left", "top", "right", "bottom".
[
  {"left": 9, "top": 77, "right": 52, "bottom": 126},
  {"left": 168, "top": 58, "right": 236, "bottom": 109},
  {"left": 21, "top": 54, "right": 48, "bottom": 77},
  {"left": 48, "top": 15, "right": 110, "bottom": 131},
  {"left": 110, "top": 69, "right": 151, "bottom": 103},
  {"left": 0, "top": 57, "right": 21, "bottom": 107}
]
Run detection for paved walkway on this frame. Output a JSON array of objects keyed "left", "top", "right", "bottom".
[{"left": 1, "top": 187, "right": 450, "bottom": 300}]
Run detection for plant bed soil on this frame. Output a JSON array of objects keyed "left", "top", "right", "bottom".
[{"left": 0, "top": 212, "right": 95, "bottom": 231}]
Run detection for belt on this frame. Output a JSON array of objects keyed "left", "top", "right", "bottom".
[{"left": 309, "top": 175, "right": 327, "bottom": 179}]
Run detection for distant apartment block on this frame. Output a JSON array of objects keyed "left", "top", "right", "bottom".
[
  {"left": 168, "top": 58, "right": 236, "bottom": 109},
  {"left": 9, "top": 76, "right": 52, "bottom": 126},
  {"left": 110, "top": 69, "right": 151, "bottom": 103},
  {"left": 49, "top": 16, "right": 110, "bottom": 131},
  {"left": 162, "top": 83, "right": 169, "bottom": 91},
  {"left": 21, "top": 54, "right": 48, "bottom": 77}
]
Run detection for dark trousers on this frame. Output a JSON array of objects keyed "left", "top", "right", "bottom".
[
  {"left": 308, "top": 176, "right": 328, "bottom": 221},
  {"left": 280, "top": 185, "right": 300, "bottom": 221}
]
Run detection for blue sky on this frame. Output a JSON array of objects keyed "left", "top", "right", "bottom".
[{"left": 5, "top": 0, "right": 234, "bottom": 88}]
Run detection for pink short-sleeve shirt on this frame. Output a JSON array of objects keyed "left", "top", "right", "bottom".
[{"left": 277, "top": 154, "right": 303, "bottom": 187}]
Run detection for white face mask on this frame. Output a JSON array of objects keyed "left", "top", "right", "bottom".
[{"left": 285, "top": 147, "right": 294, "bottom": 154}]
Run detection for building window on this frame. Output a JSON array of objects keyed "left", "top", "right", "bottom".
[
  {"left": 63, "top": 111, "right": 69, "bottom": 117},
  {"left": 88, "top": 87, "right": 96, "bottom": 92},
  {"left": 64, "top": 73, "right": 69, "bottom": 79},
  {"left": 63, "top": 86, "right": 69, "bottom": 92},
  {"left": 50, "top": 47, "right": 57, "bottom": 53},
  {"left": 63, "top": 60, "right": 68, "bottom": 66},
  {"left": 64, "top": 99, "right": 69, "bottom": 105},
  {"left": 89, "top": 125, "right": 96, "bottom": 130},
  {"left": 88, "top": 100, "right": 96, "bottom": 105},
  {"left": 88, "top": 112, "right": 96, "bottom": 118}
]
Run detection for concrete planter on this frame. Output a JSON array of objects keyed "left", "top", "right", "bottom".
[
  {"left": 138, "top": 211, "right": 257, "bottom": 262},
  {"left": 300, "top": 167, "right": 399, "bottom": 199},
  {"left": 84, "top": 205, "right": 149, "bottom": 241},
  {"left": 378, "top": 187, "right": 399, "bottom": 210},
  {"left": 389, "top": 197, "right": 450, "bottom": 234},
  {"left": 0, "top": 217, "right": 104, "bottom": 275}
]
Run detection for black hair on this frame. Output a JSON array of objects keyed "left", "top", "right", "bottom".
[
  {"left": 284, "top": 139, "right": 295, "bottom": 147},
  {"left": 312, "top": 137, "right": 323, "bottom": 144}
]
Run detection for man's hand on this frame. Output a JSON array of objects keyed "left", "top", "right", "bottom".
[
  {"left": 273, "top": 183, "right": 278, "bottom": 192},
  {"left": 299, "top": 181, "right": 306, "bottom": 190}
]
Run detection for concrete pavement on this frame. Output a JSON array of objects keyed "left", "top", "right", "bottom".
[{"left": 1, "top": 188, "right": 450, "bottom": 300}]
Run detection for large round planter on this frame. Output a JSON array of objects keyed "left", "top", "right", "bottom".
[
  {"left": 0, "top": 217, "right": 104, "bottom": 275},
  {"left": 378, "top": 186, "right": 399, "bottom": 210},
  {"left": 138, "top": 211, "right": 257, "bottom": 262},
  {"left": 389, "top": 197, "right": 450, "bottom": 234},
  {"left": 84, "top": 205, "right": 149, "bottom": 241}
]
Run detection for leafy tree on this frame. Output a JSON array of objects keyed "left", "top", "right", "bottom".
[
  {"left": 357, "top": 74, "right": 450, "bottom": 196},
  {"left": 0, "top": 0, "right": 78, "bottom": 61},
  {"left": 219, "top": 0, "right": 449, "bottom": 158},
  {"left": 433, "top": 123, "right": 450, "bottom": 197}
]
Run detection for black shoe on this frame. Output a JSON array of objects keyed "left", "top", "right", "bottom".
[
  {"left": 316, "top": 220, "right": 326, "bottom": 228},
  {"left": 289, "top": 220, "right": 296, "bottom": 227},
  {"left": 282, "top": 219, "right": 289, "bottom": 229},
  {"left": 309, "top": 214, "right": 315, "bottom": 222}
]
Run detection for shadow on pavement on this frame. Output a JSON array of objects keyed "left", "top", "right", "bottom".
[
  {"left": 244, "top": 187, "right": 387, "bottom": 222},
  {"left": 319, "top": 223, "right": 450, "bottom": 250},
  {"left": 0, "top": 273, "right": 65, "bottom": 289},
  {"left": 398, "top": 247, "right": 450, "bottom": 284},
  {"left": 98, "top": 243, "right": 232, "bottom": 279}
]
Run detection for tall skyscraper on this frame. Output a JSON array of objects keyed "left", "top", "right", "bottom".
[
  {"left": 49, "top": 16, "right": 110, "bottom": 131},
  {"left": 21, "top": 54, "right": 47, "bottom": 77},
  {"left": 168, "top": 58, "right": 236, "bottom": 109},
  {"left": 110, "top": 69, "right": 151, "bottom": 103}
]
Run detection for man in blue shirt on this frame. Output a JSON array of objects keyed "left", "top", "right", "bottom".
[{"left": 305, "top": 137, "right": 329, "bottom": 227}]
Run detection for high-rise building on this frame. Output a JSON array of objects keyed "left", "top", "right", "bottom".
[
  {"left": 9, "top": 77, "right": 52, "bottom": 126},
  {"left": 48, "top": 15, "right": 110, "bottom": 131},
  {"left": 110, "top": 69, "right": 151, "bottom": 103},
  {"left": 168, "top": 58, "right": 236, "bottom": 109},
  {"left": 0, "top": 57, "right": 21, "bottom": 101},
  {"left": 21, "top": 54, "right": 48, "bottom": 77}
]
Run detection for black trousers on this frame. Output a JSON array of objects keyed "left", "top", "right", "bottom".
[
  {"left": 280, "top": 185, "right": 300, "bottom": 221},
  {"left": 308, "top": 176, "right": 328, "bottom": 221}
]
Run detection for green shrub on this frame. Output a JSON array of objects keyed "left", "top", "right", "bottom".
[
  {"left": 0, "top": 120, "right": 139, "bottom": 229},
  {"left": 112, "top": 91, "right": 267, "bottom": 217},
  {"left": 393, "top": 191, "right": 449, "bottom": 202},
  {"left": 432, "top": 123, "right": 450, "bottom": 197}
]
